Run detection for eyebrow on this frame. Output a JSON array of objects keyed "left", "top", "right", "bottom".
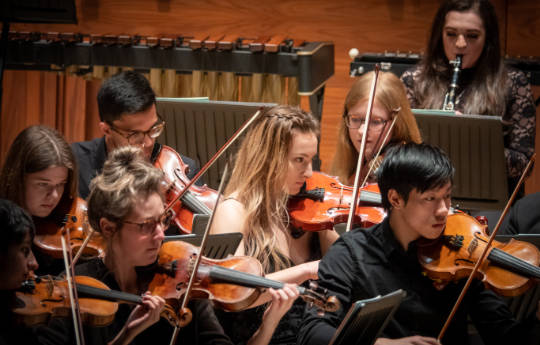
[
  {"left": 444, "top": 27, "right": 482, "bottom": 33},
  {"left": 33, "top": 178, "right": 68, "bottom": 184}
]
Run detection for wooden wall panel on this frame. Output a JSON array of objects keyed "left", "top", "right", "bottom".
[{"left": 4, "top": 0, "right": 539, "bottom": 193}]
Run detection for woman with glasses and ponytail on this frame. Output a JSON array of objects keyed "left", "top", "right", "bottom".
[{"left": 330, "top": 71, "right": 422, "bottom": 185}]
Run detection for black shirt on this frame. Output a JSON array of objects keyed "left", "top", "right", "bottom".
[
  {"left": 500, "top": 192, "right": 540, "bottom": 235},
  {"left": 0, "top": 291, "right": 42, "bottom": 345},
  {"left": 72, "top": 137, "right": 201, "bottom": 200},
  {"left": 297, "top": 217, "right": 540, "bottom": 345},
  {"left": 35, "top": 258, "right": 233, "bottom": 345}
]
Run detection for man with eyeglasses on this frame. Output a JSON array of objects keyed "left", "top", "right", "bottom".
[{"left": 72, "top": 71, "right": 200, "bottom": 200}]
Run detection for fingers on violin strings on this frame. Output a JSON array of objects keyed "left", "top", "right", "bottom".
[{"left": 282, "top": 283, "right": 300, "bottom": 299}]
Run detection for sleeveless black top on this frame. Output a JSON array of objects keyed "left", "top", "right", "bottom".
[{"left": 216, "top": 233, "right": 322, "bottom": 345}]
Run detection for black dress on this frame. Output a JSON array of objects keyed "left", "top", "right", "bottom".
[{"left": 216, "top": 233, "right": 322, "bottom": 345}]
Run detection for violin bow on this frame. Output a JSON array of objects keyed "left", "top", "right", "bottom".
[
  {"left": 437, "top": 153, "right": 536, "bottom": 341},
  {"left": 168, "top": 164, "right": 230, "bottom": 345},
  {"left": 164, "top": 109, "right": 262, "bottom": 215},
  {"left": 360, "top": 108, "right": 399, "bottom": 188},
  {"left": 345, "top": 64, "right": 380, "bottom": 232},
  {"left": 70, "top": 228, "right": 96, "bottom": 269},
  {"left": 60, "top": 227, "right": 86, "bottom": 345},
  {"left": 167, "top": 108, "right": 262, "bottom": 344}
]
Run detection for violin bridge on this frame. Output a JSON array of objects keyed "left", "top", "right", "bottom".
[{"left": 467, "top": 238, "right": 478, "bottom": 256}]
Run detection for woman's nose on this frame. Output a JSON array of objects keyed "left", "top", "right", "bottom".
[{"left": 456, "top": 34, "right": 467, "bottom": 49}]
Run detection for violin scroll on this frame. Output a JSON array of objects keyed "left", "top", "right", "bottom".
[{"left": 299, "top": 280, "right": 341, "bottom": 315}]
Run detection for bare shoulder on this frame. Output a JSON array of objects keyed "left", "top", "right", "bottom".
[{"left": 210, "top": 196, "right": 247, "bottom": 235}]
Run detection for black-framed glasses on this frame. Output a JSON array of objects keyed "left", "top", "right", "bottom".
[
  {"left": 345, "top": 115, "right": 388, "bottom": 130},
  {"left": 123, "top": 210, "right": 173, "bottom": 235},
  {"left": 108, "top": 114, "right": 166, "bottom": 145}
]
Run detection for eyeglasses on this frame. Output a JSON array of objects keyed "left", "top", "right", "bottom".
[
  {"left": 123, "top": 210, "right": 173, "bottom": 235},
  {"left": 108, "top": 115, "right": 166, "bottom": 145},
  {"left": 345, "top": 115, "right": 388, "bottom": 130}
]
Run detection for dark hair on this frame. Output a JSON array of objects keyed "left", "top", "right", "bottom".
[
  {"left": 377, "top": 143, "right": 454, "bottom": 210},
  {"left": 415, "top": 0, "right": 505, "bottom": 114},
  {"left": 97, "top": 71, "right": 156, "bottom": 123},
  {"left": 0, "top": 125, "right": 78, "bottom": 217},
  {"left": 0, "top": 199, "right": 35, "bottom": 253},
  {"left": 427, "top": 0, "right": 500, "bottom": 72}
]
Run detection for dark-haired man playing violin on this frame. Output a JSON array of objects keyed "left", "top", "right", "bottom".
[
  {"left": 298, "top": 143, "right": 540, "bottom": 345},
  {"left": 72, "top": 70, "right": 200, "bottom": 200}
]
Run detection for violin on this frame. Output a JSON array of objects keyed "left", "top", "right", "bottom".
[
  {"left": 154, "top": 145, "right": 218, "bottom": 234},
  {"left": 418, "top": 212, "right": 540, "bottom": 297},
  {"left": 14, "top": 275, "right": 180, "bottom": 327},
  {"left": 149, "top": 240, "right": 340, "bottom": 314},
  {"left": 288, "top": 171, "right": 386, "bottom": 232},
  {"left": 33, "top": 197, "right": 105, "bottom": 259}
]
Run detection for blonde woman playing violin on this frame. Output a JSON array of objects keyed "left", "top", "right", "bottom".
[{"left": 211, "top": 105, "right": 339, "bottom": 345}]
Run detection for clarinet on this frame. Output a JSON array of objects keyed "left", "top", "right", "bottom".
[{"left": 442, "top": 55, "right": 463, "bottom": 111}]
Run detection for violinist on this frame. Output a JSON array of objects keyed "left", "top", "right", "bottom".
[
  {"left": 330, "top": 71, "right": 421, "bottom": 185},
  {"left": 71, "top": 70, "right": 201, "bottom": 201},
  {"left": 0, "top": 125, "right": 78, "bottom": 275},
  {"left": 298, "top": 143, "right": 540, "bottom": 345},
  {"left": 0, "top": 199, "right": 40, "bottom": 345},
  {"left": 400, "top": 0, "right": 535, "bottom": 196},
  {"left": 37, "top": 146, "right": 291, "bottom": 345},
  {"left": 210, "top": 105, "right": 337, "bottom": 345},
  {"left": 36, "top": 145, "right": 224, "bottom": 345}
]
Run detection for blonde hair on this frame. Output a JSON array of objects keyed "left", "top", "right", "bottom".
[
  {"left": 225, "top": 105, "right": 319, "bottom": 273},
  {"left": 87, "top": 146, "right": 164, "bottom": 245},
  {"left": 330, "top": 72, "right": 422, "bottom": 184},
  {"left": 0, "top": 125, "right": 78, "bottom": 218}
]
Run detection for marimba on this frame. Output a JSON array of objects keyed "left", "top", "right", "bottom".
[{"left": 6, "top": 32, "right": 334, "bottom": 118}]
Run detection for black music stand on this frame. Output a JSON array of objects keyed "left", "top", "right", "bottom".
[
  {"left": 495, "top": 234, "right": 540, "bottom": 250},
  {"left": 328, "top": 290, "right": 406, "bottom": 345},
  {"left": 156, "top": 99, "right": 276, "bottom": 189},
  {"left": 163, "top": 232, "right": 242, "bottom": 260},
  {"left": 413, "top": 110, "right": 508, "bottom": 211}
]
